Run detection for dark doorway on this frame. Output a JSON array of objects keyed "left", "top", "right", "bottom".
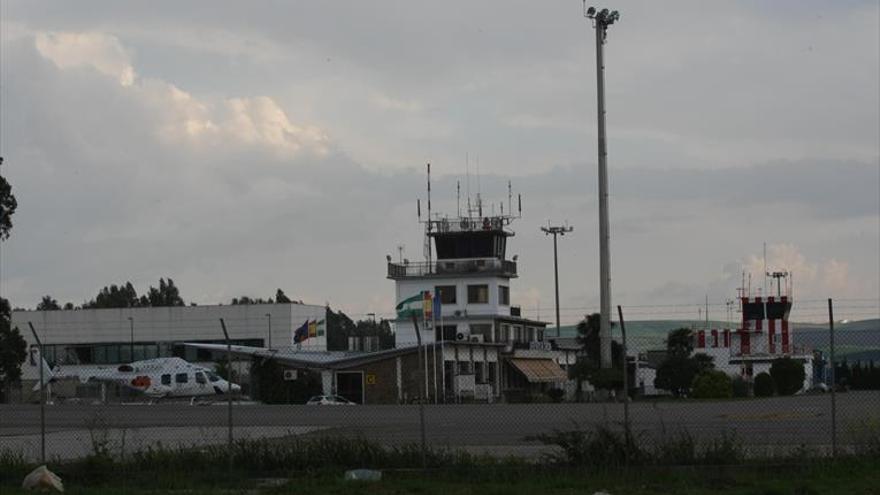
[{"left": 336, "top": 371, "right": 364, "bottom": 404}]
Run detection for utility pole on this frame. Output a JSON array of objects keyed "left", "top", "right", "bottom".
[
  {"left": 264, "top": 313, "right": 272, "bottom": 349},
  {"left": 584, "top": 5, "right": 620, "bottom": 368},
  {"left": 541, "top": 223, "right": 574, "bottom": 337}
]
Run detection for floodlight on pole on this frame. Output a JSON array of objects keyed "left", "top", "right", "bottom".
[
  {"left": 541, "top": 223, "right": 574, "bottom": 338},
  {"left": 584, "top": 3, "right": 620, "bottom": 368}
]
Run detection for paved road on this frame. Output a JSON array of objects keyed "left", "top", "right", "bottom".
[{"left": 2, "top": 392, "right": 878, "bottom": 460}]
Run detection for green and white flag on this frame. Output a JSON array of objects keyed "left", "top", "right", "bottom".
[{"left": 396, "top": 293, "right": 423, "bottom": 319}]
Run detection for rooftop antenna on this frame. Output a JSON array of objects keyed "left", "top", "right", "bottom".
[
  {"left": 508, "top": 181, "right": 513, "bottom": 218},
  {"left": 426, "top": 163, "right": 433, "bottom": 265},
  {"left": 397, "top": 244, "right": 405, "bottom": 263},
  {"left": 763, "top": 242, "right": 768, "bottom": 297},
  {"left": 466, "top": 153, "right": 471, "bottom": 219},
  {"left": 456, "top": 180, "right": 461, "bottom": 217},
  {"left": 476, "top": 156, "right": 482, "bottom": 217}
]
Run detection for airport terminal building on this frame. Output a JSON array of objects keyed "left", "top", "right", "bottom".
[{"left": 10, "top": 302, "right": 327, "bottom": 399}]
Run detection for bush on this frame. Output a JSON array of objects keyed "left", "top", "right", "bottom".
[
  {"left": 690, "top": 370, "right": 733, "bottom": 399},
  {"left": 770, "top": 357, "right": 806, "bottom": 395},
  {"left": 754, "top": 372, "right": 775, "bottom": 397},
  {"left": 732, "top": 375, "right": 750, "bottom": 398}
]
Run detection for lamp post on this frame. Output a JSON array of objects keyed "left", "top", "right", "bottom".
[
  {"left": 265, "top": 313, "right": 272, "bottom": 349},
  {"left": 584, "top": 4, "right": 620, "bottom": 368},
  {"left": 127, "top": 316, "right": 134, "bottom": 361},
  {"left": 541, "top": 223, "right": 574, "bottom": 338}
]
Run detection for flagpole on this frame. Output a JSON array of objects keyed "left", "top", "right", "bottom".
[
  {"left": 432, "top": 298, "right": 438, "bottom": 405},
  {"left": 440, "top": 310, "right": 446, "bottom": 404}
]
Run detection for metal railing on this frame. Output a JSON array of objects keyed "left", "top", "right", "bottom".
[{"left": 387, "top": 259, "right": 517, "bottom": 279}]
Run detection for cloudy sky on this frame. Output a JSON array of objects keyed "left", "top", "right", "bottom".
[{"left": 1, "top": 1, "right": 878, "bottom": 323}]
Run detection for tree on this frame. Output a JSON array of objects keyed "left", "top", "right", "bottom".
[
  {"left": 0, "top": 318, "right": 28, "bottom": 396},
  {"left": 0, "top": 157, "right": 17, "bottom": 241},
  {"left": 144, "top": 278, "right": 185, "bottom": 307},
  {"left": 666, "top": 328, "right": 694, "bottom": 359},
  {"left": 84, "top": 282, "right": 141, "bottom": 309},
  {"left": 571, "top": 313, "right": 625, "bottom": 395},
  {"left": 36, "top": 295, "right": 61, "bottom": 311},
  {"left": 770, "top": 357, "right": 806, "bottom": 395},
  {"left": 275, "top": 289, "right": 292, "bottom": 304},
  {"left": 0, "top": 157, "right": 24, "bottom": 400},
  {"left": 691, "top": 369, "right": 733, "bottom": 399},
  {"left": 754, "top": 372, "right": 775, "bottom": 397},
  {"left": 654, "top": 328, "right": 714, "bottom": 397}
]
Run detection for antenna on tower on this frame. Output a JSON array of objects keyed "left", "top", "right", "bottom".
[
  {"left": 426, "top": 163, "right": 433, "bottom": 265},
  {"left": 763, "top": 242, "right": 768, "bottom": 297},
  {"left": 465, "top": 153, "right": 471, "bottom": 218},
  {"left": 508, "top": 181, "right": 513, "bottom": 217},
  {"left": 456, "top": 180, "right": 461, "bottom": 217}
]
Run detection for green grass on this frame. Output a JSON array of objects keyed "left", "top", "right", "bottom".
[{"left": 2, "top": 460, "right": 879, "bottom": 494}]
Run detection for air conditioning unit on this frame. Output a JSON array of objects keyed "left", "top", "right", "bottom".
[
  {"left": 469, "top": 335, "right": 484, "bottom": 343},
  {"left": 283, "top": 369, "right": 298, "bottom": 381},
  {"left": 456, "top": 332, "right": 467, "bottom": 341},
  {"left": 454, "top": 310, "right": 463, "bottom": 317}
]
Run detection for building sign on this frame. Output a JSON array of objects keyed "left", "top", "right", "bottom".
[
  {"left": 366, "top": 373, "right": 377, "bottom": 385},
  {"left": 529, "top": 341, "right": 553, "bottom": 351}
]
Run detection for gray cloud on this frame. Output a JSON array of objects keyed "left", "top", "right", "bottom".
[{"left": 1, "top": 2, "right": 878, "bottom": 322}]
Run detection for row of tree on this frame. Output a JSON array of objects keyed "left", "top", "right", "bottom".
[
  {"left": 33, "top": 283, "right": 309, "bottom": 311},
  {"left": 834, "top": 360, "right": 880, "bottom": 390}
]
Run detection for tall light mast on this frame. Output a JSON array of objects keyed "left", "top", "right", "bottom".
[
  {"left": 585, "top": 5, "right": 620, "bottom": 368},
  {"left": 542, "top": 223, "right": 574, "bottom": 338}
]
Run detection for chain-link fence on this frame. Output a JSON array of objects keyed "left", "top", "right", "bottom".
[{"left": 3, "top": 298, "right": 878, "bottom": 468}]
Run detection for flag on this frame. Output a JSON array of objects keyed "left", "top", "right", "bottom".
[
  {"left": 293, "top": 320, "right": 309, "bottom": 344},
  {"left": 423, "top": 291, "right": 433, "bottom": 319},
  {"left": 433, "top": 292, "right": 442, "bottom": 320},
  {"left": 308, "top": 320, "right": 318, "bottom": 338},
  {"left": 396, "top": 293, "right": 424, "bottom": 319}
]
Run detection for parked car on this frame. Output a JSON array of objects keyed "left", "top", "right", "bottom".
[{"left": 306, "top": 395, "right": 356, "bottom": 406}]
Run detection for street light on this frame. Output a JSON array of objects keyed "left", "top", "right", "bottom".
[
  {"left": 584, "top": 4, "right": 620, "bottom": 369},
  {"left": 541, "top": 223, "right": 574, "bottom": 338},
  {"left": 127, "top": 317, "right": 134, "bottom": 361},
  {"left": 264, "top": 313, "right": 272, "bottom": 349}
]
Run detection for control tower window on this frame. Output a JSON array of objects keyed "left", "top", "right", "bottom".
[
  {"left": 436, "top": 285, "right": 457, "bottom": 304},
  {"left": 468, "top": 285, "right": 489, "bottom": 304},
  {"left": 499, "top": 286, "right": 510, "bottom": 305}
]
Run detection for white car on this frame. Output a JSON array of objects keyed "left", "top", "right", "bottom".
[{"left": 305, "top": 395, "right": 357, "bottom": 406}]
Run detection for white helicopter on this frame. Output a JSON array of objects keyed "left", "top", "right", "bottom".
[{"left": 32, "top": 354, "right": 241, "bottom": 400}]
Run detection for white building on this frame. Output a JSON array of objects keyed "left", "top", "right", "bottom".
[
  {"left": 387, "top": 178, "right": 574, "bottom": 402},
  {"left": 12, "top": 303, "right": 327, "bottom": 387},
  {"left": 692, "top": 276, "right": 813, "bottom": 392}
]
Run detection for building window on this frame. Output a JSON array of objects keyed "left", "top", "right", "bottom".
[
  {"left": 175, "top": 373, "right": 189, "bottom": 384},
  {"left": 436, "top": 285, "right": 457, "bottom": 304},
  {"left": 467, "top": 284, "right": 489, "bottom": 304},
  {"left": 470, "top": 324, "right": 493, "bottom": 342},
  {"left": 475, "top": 362, "right": 485, "bottom": 383},
  {"left": 499, "top": 286, "right": 510, "bottom": 305}
]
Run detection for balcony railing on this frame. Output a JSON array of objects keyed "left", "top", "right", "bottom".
[{"left": 387, "top": 258, "right": 517, "bottom": 279}]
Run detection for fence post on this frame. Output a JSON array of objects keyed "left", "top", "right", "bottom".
[
  {"left": 827, "top": 298, "right": 837, "bottom": 458},
  {"left": 219, "top": 318, "right": 233, "bottom": 468},
  {"left": 616, "top": 306, "right": 631, "bottom": 460},
  {"left": 27, "top": 322, "right": 46, "bottom": 466}
]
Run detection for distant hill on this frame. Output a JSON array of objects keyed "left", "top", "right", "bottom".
[{"left": 552, "top": 318, "right": 880, "bottom": 355}]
